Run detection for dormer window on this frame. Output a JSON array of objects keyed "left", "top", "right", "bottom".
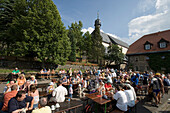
[
  {"left": 159, "top": 42, "right": 166, "bottom": 48},
  {"left": 144, "top": 41, "right": 153, "bottom": 50},
  {"left": 145, "top": 44, "right": 151, "bottom": 50},
  {"left": 158, "top": 38, "right": 169, "bottom": 48}
]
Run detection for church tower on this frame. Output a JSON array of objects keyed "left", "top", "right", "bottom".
[{"left": 94, "top": 11, "right": 101, "bottom": 29}]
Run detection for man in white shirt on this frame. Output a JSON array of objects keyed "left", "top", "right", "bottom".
[
  {"left": 124, "top": 83, "right": 137, "bottom": 101},
  {"left": 106, "top": 74, "right": 113, "bottom": 83},
  {"left": 123, "top": 85, "right": 135, "bottom": 107},
  {"left": 52, "top": 81, "right": 68, "bottom": 102},
  {"left": 113, "top": 85, "right": 128, "bottom": 112}
]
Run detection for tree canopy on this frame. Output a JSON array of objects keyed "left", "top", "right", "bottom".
[
  {"left": 1, "top": 0, "right": 71, "bottom": 65},
  {"left": 91, "top": 26, "right": 105, "bottom": 64},
  {"left": 105, "top": 44, "right": 124, "bottom": 65},
  {"left": 68, "top": 21, "right": 83, "bottom": 62}
]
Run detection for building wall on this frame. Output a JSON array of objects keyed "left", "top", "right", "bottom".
[
  {"left": 128, "top": 55, "right": 151, "bottom": 72},
  {"left": 102, "top": 42, "right": 109, "bottom": 53},
  {"left": 118, "top": 45, "right": 128, "bottom": 54}
]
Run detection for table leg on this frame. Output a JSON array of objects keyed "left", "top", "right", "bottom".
[{"left": 105, "top": 103, "right": 107, "bottom": 113}]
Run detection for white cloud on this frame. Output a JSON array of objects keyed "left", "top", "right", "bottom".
[
  {"left": 81, "top": 27, "right": 94, "bottom": 34},
  {"left": 138, "top": 0, "right": 156, "bottom": 13},
  {"left": 128, "top": 0, "right": 170, "bottom": 44}
]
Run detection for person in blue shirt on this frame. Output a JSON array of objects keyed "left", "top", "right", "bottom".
[
  {"left": 8, "top": 90, "right": 34, "bottom": 113},
  {"left": 131, "top": 74, "right": 139, "bottom": 87}
]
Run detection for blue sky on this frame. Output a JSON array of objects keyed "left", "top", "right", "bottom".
[{"left": 53, "top": 0, "right": 170, "bottom": 45}]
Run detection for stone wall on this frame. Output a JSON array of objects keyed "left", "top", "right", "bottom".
[
  {"left": 58, "top": 64, "right": 99, "bottom": 71},
  {"left": 128, "top": 55, "right": 151, "bottom": 72}
]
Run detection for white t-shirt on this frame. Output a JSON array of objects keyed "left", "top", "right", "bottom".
[
  {"left": 124, "top": 84, "right": 136, "bottom": 101},
  {"left": 124, "top": 90, "right": 135, "bottom": 107},
  {"left": 107, "top": 76, "right": 113, "bottom": 83},
  {"left": 32, "top": 106, "right": 51, "bottom": 113},
  {"left": 113, "top": 90, "right": 128, "bottom": 111},
  {"left": 111, "top": 72, "right": 117, "bottom": 78},
  {"left": 52, "top": 85, "right": 68, "bottom": 102}
]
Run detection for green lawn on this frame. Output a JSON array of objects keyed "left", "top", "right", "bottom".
[{"left": 0, "top": 68, "right": 38, "bottom": 73}]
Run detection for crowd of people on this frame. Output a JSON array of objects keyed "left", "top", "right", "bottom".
[{"left": 0, "top": 67, "right": 169, "bottom": 113}]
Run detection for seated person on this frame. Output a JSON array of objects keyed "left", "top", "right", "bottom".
[
  {"left": 17, "top": 74, "right": 26, "bottom": 87},
  {"left": 3, "top": 80, "right": 16, "bottom": 94},
  {"left": 1, "top": 85, "right": 18, "bottom": 112},
  {"left": 47, "top": 82, "right": 55, "bottom": 100},
  {"left": 97, "top": 80, "right": 105, "bottom": 93},
  {"left": 104, "top": 81, "right": 112, "bottom": 91},
  {"left": 46, "top": 69, "right": 51, "bottom": 79},
  {"left": 30, "top": 75, "right": 38, "bottom": 85},
  {"left": 51, "top": 69, "right": 55, "bottom": 75},
  {"left": 20, "top": 80, "right": 31, "bottom": 93},
  {"left": 123, "top": 85, "right": 135, "bottom": 107},
  {"left": 111, "top": 84, "right": 128, "bottom": 112},
  {"left": 52, "top": 81, "right": 68, "bottom": 102},
  {"left": 20, "top": 70, "right": 26, "bottom": 75},
  {"left": 12, "top": 68, "right": 20, "bottom": 75},
  {"left": 106, "top": 74, "right": 113, "bottom": 83},
  {"left": 11, "top": 68, "right": 20, "bottom": 79},
  {"left": 62, "top": 76, "right": 68, "bottom": 84},
  {"left": 28, "top": 84, "right": 39, "bottom": 109},
  {"left": 67, "top": 76, "right": 75, "bottom": 84},
  {"left": 32, "top": 97, "right": 51, "bottom": 113},
  {"left": 8, "top": 90, "right": 34, "bottom": 113},
  {"left": 75, "top": 74, "right": 80, "bottom": 83}
]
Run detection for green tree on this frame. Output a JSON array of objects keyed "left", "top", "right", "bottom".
[
  {"left": 68, "top": 21, "right": 83, "bottom": 62},
  {"left": 8, "top": 0, "right": 71, "bottom": 65},
  {"left": 105, "top": 44, "right": 124, "bottom": 65},
  {"left": 0, "top": 0, "right": 14, "bottom": 55},
  {"left": 91, "top": 26, "right": 105, "bottom": 64},
  {"left": 83, "top": 31, "right": 92, "bottom": 61}
]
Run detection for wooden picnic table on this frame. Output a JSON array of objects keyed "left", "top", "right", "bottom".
[
  {"left": 48, "top": 100, "right": 83, "bottom": 113},
  {"left": 86, "top": 92, "right": 112, "bottom": 113}
]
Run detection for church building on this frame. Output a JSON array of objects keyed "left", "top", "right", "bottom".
[{"left": 91, "top": 16, "right": 129, "bottom": 69}]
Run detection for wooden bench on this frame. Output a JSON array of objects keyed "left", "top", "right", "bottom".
[{"left": 111, "top": 109, "right": 124, "bottom": 113}]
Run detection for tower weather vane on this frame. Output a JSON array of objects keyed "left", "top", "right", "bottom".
[{"left": 97, "top": 10, "right": 99, "bottom": 19}]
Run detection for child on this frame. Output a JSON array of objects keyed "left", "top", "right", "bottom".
[
  {"left": 69, "top": 84, "right": 73, "bottom": 101},
  {"left": 47, "top": 82, "right": 54, "bottom": 100}
]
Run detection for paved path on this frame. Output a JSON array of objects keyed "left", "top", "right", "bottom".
[{"left": 134, "top": 92, "right": 170, "bottom": 113}]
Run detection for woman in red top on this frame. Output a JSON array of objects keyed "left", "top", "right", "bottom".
[{"left": 104, "top": 81, "right": 113, "bottom": 91}]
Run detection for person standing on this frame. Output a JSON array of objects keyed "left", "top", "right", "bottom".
[{"left": 52, "top": 81, "right": 68, "bottom": 102}]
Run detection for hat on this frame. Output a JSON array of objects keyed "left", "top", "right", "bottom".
[
  {"left": 107, "top": 80, "right": 111, "bottom": 83},
  {"left": 69, "top": 84, "right": 72, "bottom": 87},
  {"left": 155, "top": 73, "right": 161, "bottom": 76},
  {"left": 49, "top": 82, "right": 54, "bottom": 86}
]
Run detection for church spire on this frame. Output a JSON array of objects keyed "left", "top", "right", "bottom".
[
  {"left": 97, "top": 10, "right": 99, "bottom": 19},
  {"left": 94, "top": 11, "right": 101, "bottom": 28}
]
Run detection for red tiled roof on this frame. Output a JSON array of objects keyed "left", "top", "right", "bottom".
[{"left": 127, "top": 29, "right": 170, "bottom": 55}]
